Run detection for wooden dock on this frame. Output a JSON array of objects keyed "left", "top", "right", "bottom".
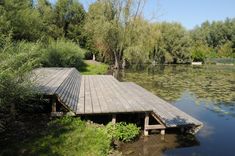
[{"left": 32, "top": 68, "right": 203, "bottom": 135}]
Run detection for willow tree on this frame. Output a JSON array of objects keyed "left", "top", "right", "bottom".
[
  {"left": 123, "top": 17, "right": 159, "bottom": 66},
  {"left": 85, "top": 0, "right": 147, "bottom": 68}
]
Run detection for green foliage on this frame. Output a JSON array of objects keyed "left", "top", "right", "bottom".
[
  {"left": 106, "top": 122, "right": 140, "bottom": 142},
  {"left": 124, "top": 45, "right": 148, "bottom": 66},
  {"left": 0, "top": 0, "right": 86, "bottom": 44},
  {"left": 1, "top": 0, "right": 234, "bottom": 67},
  {"left": 0, "top": 36, "right": 42, "bottom": 132},
  {"left": 153, "top": 22, "right": 192, "bottom": 64},
  {"left": 0, "top": 117, "right": 111, "bottom": 156},
  {"left": 217, "top": 41, "right": 234, "bottom": 58},
  {"left": 85, "top": 0, "right": 235, "bottom": 66},
  {"left": 84, "top": 0, "right": 147, "bottom": 68},
  {"left": 0, "top": 36, "right": 86, "bottom": 132},
  {"left": 0, "top": 5, "right": 11, "bottom": 38},
  {"left": 41, "top": 39, "right": 85, "bottom": 69},
  {"left": 124, "top": 18, "right": 155, "bottom": 66},
  {"left": 190, "top": 18, "right": 235, "bottom": 61},
  {"left": 1, "top": 0, "right": 45, "bottom": 41},
  {"left": 0, "top": 37, "right": 46, "bottom": 135},
  {"left": 190, "top": 42, "right": 212, "bottom": 62},
  {"left": 53, "top": 0, "right": 86, "bottom": 46}
]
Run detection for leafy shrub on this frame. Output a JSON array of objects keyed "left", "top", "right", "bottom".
[
  {"left": 41, "top": 39, "right": 85, "bottom": 69},
  {"left": 106, "top": 122, "right": 140, "bottom": 142},
  {"left": 0, "top": 41, "right": 42, "bottom": 110},
  {"left": 0, "top": 39, "right": 43, "bottom": 132},
  {"left": 0, "top": 38, "right": 87, "bottom": 119}
]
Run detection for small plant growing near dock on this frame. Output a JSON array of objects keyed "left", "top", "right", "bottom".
[{"left": 106, "top": 122, "right": 140, "bottom": 142}]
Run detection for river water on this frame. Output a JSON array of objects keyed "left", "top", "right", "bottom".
[{"left": 116, "top": 65, "right": 235, "bottom": 156}]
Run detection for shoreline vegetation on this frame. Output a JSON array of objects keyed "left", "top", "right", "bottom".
[
  {"left": 0, "top": 0, "right": 234, "bottom": 155},
  {"left": 0, "top": 115, "right": 140, "bottom": 156}
]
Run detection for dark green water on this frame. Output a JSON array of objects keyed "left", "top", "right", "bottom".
[{"left": 117, "top": 65, "right": 235, "bottom": 156}]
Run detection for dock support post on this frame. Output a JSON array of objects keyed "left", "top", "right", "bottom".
[
  {"left": 160, "top": 129, "right": 165, "bottom": 135},
  {"left": 50, "top": 97, "right": 57, "bottom": 116},
  {"left": 112, "top": 114, "right": 116, "bottom": 124},
  {"left": 51, "top": 98, "right": 56, "bottom": 112},
  {"left": 144, "top": 112, "right": 149, "bottom": 136},
  {"left": 180, "top": 127, "right": 185, "bottom": 133}
]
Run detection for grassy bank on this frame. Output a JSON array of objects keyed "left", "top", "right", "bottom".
[
  {"left": 25, "top": 117, "right": 111, "bottom": 156},
  {"left": 0, "top": 116, "right": 140, "bottom": 156},
  {"left": 80, "top": 60, "right": 109, "bottom": 75},
  {"left": 0, "top": 116, "right": 110, "bottom": 156}
]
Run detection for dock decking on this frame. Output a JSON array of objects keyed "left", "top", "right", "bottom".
[{"left": 32, "top": 68, "right": 203, "bottom": 135}]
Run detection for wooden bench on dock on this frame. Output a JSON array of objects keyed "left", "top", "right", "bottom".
[{"left": 32, "top": 67, "right": 203, "bottom": 135}]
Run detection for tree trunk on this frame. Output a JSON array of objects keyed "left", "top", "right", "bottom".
[
  {"left": 10, "top": 103, "right": 16, "bottom": 119},
  {"left": 122, "top": 58, "right": 126, "bottom": 69},
  {"left": 92, "top": 54, "right": 96, "bottom": 61},
  {"left": 114, "top": 52, "right": 121, "bottom": 69},
  {"left": 112, "top": 68, "right": 119, "bottom": 79}
]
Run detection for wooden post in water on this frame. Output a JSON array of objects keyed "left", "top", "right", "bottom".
[
  {"left": 160, "top": 129, "right": 165, "bottom": 135},
  {"left": 144, "top": 112, "right": 149, "bottom": 136},
  {"left": 112, "top": 114, "right": 116, "bottom": 124}
]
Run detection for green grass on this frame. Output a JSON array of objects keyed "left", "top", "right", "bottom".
[
  {"left": 0, "top": 116, "right": 140, "bottom": 156},
  {"left": 79, "top": 60, "right": 109, "bottom": 75},
  {"left": 27, "top": 119, "right": 140, "bottom": 156},
  {"left": 27, "top": 117, "right": 111, "bottom": 156}
]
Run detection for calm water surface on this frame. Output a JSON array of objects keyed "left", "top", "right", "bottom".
[{"left": 117, "top": 65, "right": 235, "bottom": 156}]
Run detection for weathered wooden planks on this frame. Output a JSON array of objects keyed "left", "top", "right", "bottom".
[
  {"left": 120, "top": 82, "right": 203, "bottom": 127},
  {"left": 32, "top": 68, "right": 81, "bottom": 112},
  {"left": 32, "top": 68, "right": 203, "bottom": 131},
  {"left": 75, "top": 75, "right": 153, "bottom": 114},
  {"left": 76, "top": 75, "right": 202, "bottom": 128}
]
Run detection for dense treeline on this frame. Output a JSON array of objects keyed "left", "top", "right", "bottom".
[
  {"left": 0, "top": 0, "right": 234, "bottom": 67},
  {"left": 84, "top": 0, "right": 235, "bottom": 67},
  {"left": 190, "top": 19, "right": 235, "bottom": 61},
  {"left": 0, "top": 0, "right": 86, "bottom": 45}
]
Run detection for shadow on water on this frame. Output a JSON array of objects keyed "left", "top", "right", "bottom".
[
  {"left": 118, "top": 116, "right": 200, "bottom": 156},
  {"left": 119, "top": 131, "right": 200, "bottom": 156}
]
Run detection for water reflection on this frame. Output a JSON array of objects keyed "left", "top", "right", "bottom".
[
  {"left": 116, "top": 65, "right": 235, "bottom": 156},
  {"left": 119, "top": 133, "right": 200, "bottom": 156}
]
